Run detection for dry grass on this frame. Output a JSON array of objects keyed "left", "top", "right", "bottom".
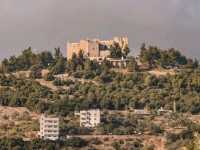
[
  {"left": 0, "top": 106, "right": 40, "bottom": 139},
  {"left": 148, "top": 69, "right": 176, "bottom": 77},
  {"left": 35, "top": 79, "right": 59, "bottom": 91}
]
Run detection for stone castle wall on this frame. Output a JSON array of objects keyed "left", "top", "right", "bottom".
[{"left": 67, "top": 37, "right": 128, "bottom": 59}]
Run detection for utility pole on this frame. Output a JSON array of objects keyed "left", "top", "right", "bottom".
[{"left": 173, "top": 100, "right": 176, "bottom": 113}]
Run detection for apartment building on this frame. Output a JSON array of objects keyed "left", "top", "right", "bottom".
[
  {"left": 67, "top": 37, "right": 128, "bottom": 60},
  {"left": 80, "top": 109, "right": 101, "bottom": 128},
  {"left": 39, "top": 114, "right": 59, "bottom": 141}
]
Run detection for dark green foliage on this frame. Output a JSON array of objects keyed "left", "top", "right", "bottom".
[
  {"left": 1, "top": 66, "right": 200, "bottom": 115},
  {"left": 109, "top": 42, "right": 130, "bottom": 59},
  {"left": 110, "top": 43, "right": 124, "bottom": 58},
  {"left": 66, "top": 137, "right": 87, "bottom": 147},
  {"left": 66, "top": 52, "right": 108, "bottom": 80},
  {"left": 0, "top": 45, "right": 200, "bottom": 116},
  {"left": 0, "top": 47, "right": 68, "bottom": 76},
  {"left": 149, "top": 124, "right": 164, "bottom": 135},
  {"left": 50, "top": 57, "right": 66, "bottom": 75},
  {"left": 0, "top": 75, "right": 52, "bottom": 110},
  {"left": 53, "top": 79, "right": 75, "bottom": 87},
  {"left": 38, "top": 51, "right": 54, "bottom": 68},
  {"left": 1, "top": 47, "right": 55, "bottom": 73},
  {"left": 99, "top": 114, "right": 147, "bottom": 135},
  {"left": 30, "top": 64, "right": 43, "bottom": 79},
  {"left": 128, "top": 140, "right": 144, "bottom": 150},
  {"left": 139, "top": 44, "right": 197, "bottom": 69},
  {"left": 60, "top": 125, "right": 93, "bottom": 135},
  {"left": 112, "top": 141, "right": 121, "bottom": 150},
  {"left": 0, "top": 138, "right": 87, "bottom": 149}
]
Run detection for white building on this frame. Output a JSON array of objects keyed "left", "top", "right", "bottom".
[
  {"left": 80, "top": 109, "right": 101, "bottom": 128},
  {"left": 134, "top": 109, "right": 151, "bottom": 115},
  {"left": 157, "top": 107, "right": 173, "bottom": 115},
  {"left": 39, "top": 114, "right": 59, "bottom": 141}
]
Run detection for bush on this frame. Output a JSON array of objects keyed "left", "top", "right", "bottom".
[
  {"left": 53, "top": 79, "right": 65, "bottom": 86},
  {"left": 65, "top": 79, "right": 74, "bottom": 86},
  {"left": 90, "top": 138, "right": 102, "bottom": 145},
  {"left": 66, "top": 137, "right": 87, "bottom": 147},
  {"left": 30, "top": 64, "right": 42, "bottom": 79},
  {"left": 150, "top": 124, "right": 164, "bottom": 135},
  {"left": 44, "top": 73, "right": 55, "bottom": 81}
]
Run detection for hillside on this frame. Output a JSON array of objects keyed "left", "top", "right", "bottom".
[
  {"left": 0, "top": 47, "right": 199, "bottom": 149},
  {"left": 0, "top": 106, "right": 39, "bottom": 139}
]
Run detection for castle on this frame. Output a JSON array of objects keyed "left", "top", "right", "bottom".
[{"left": 66, "top": 37, "right": 128, "bottom": 60}]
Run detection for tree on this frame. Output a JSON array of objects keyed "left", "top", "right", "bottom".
[
  {"left": 50, "top": 57, "right": 66, "bottom": 75},
  {"left": 38, "top": 51, "right": 54, "bottom": 68},
  {"left": 54, "top": 47, "right": 62, "bottom": 60},
  {"left": 140, "top": 43, "right": 147, "bottom": 62},
  {"left": 0, "top": 47, "right": 56, "bottom": 73},
  {"left": 139, "top": 44, "right": 192, "bottom": 69},
  {"left": 123, "top": 45, "right": 130, "bottom": 58},
  {"left": 127, "top": 57, "right": 139, "bottom": 72},
  {"left": 20, "top": 47, "right": 37, "bottom": 69},
  {"left": 112, "top": 142, "right": 121, "bottom": 150},
  {"left": 110, "top": 43, "right": 123, "bottom": 58},
  {"left": 30, "top": 64, "right": 42, "bottom": 79}
]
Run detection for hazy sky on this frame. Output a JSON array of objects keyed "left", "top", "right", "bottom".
[{"left": 0, "top": 0, "right": 200, "bottom": 59}]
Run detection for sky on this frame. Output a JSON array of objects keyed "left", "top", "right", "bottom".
[{"left": 0, "top": 0, "right": 200, "bottom": 60}]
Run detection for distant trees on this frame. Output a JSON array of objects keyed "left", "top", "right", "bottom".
[
  {"left": 109, "top": 43, "right": 130, "bottom": 59},
  {"left": 65, "top": 51, "right": 113, "bottom": 81},
  {"left": 110, "top": 43, "right": 123, "bottom": 58},
  {"left": 0, "top": 138, "right": 87, "bottom": 149},
  {"left": 38, "top": 51, "right": 54, "bottom": 68},
  {"left": 0, "top": 47, "right": 55, "bottom": 73},
  {"left": 1, "top": 44, "right": 200, "bottom": 149},
  {"left": 50, "top": 57, "right": 66, "bottom": 75},
  {"left": 1, "top": 47, "right": 35, "bottom": 72},
  {"left": 0, "top": 47, "right": 68, "bottom": 75},
  {"left": 139, "top": 43, "right": 197, "bottom": 69},
  {"left": 0, "top": 44, "right": 200, "bottom": 116},
  {"left": 1, "top": 62, "right": 200, "bottom": 115}
]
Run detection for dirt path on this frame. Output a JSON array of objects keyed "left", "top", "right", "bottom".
[
  {"left": 148, "top": 69, "right": 176, "bottom": 77},
  {"left": 35, "top": 79, "right": 59, "bottom": 91}
]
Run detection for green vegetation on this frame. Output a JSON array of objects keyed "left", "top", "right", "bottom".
[
  {"left": 109, "top": 43, "right": 130, "bottom": 58},
  {"left": 0, "top": 137, "right": 87, "bottom": 150},
  {"left": 165, "top": 114, "right": 200, "bottom": 149},
  {"left": 0, "top": 47, "right": 66, "bottom": 75},
  {"left": 98, "top": 112, "right": 163, "bottom": 135},
  {"left": 0, "top": 44, "right": 200, "bottom": 149},
  {"left": 0, "top": 45, "right": 200, "bottom": 115},
  {"left": 140, "top": 43, "right": 198, "bottom": 69}
]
